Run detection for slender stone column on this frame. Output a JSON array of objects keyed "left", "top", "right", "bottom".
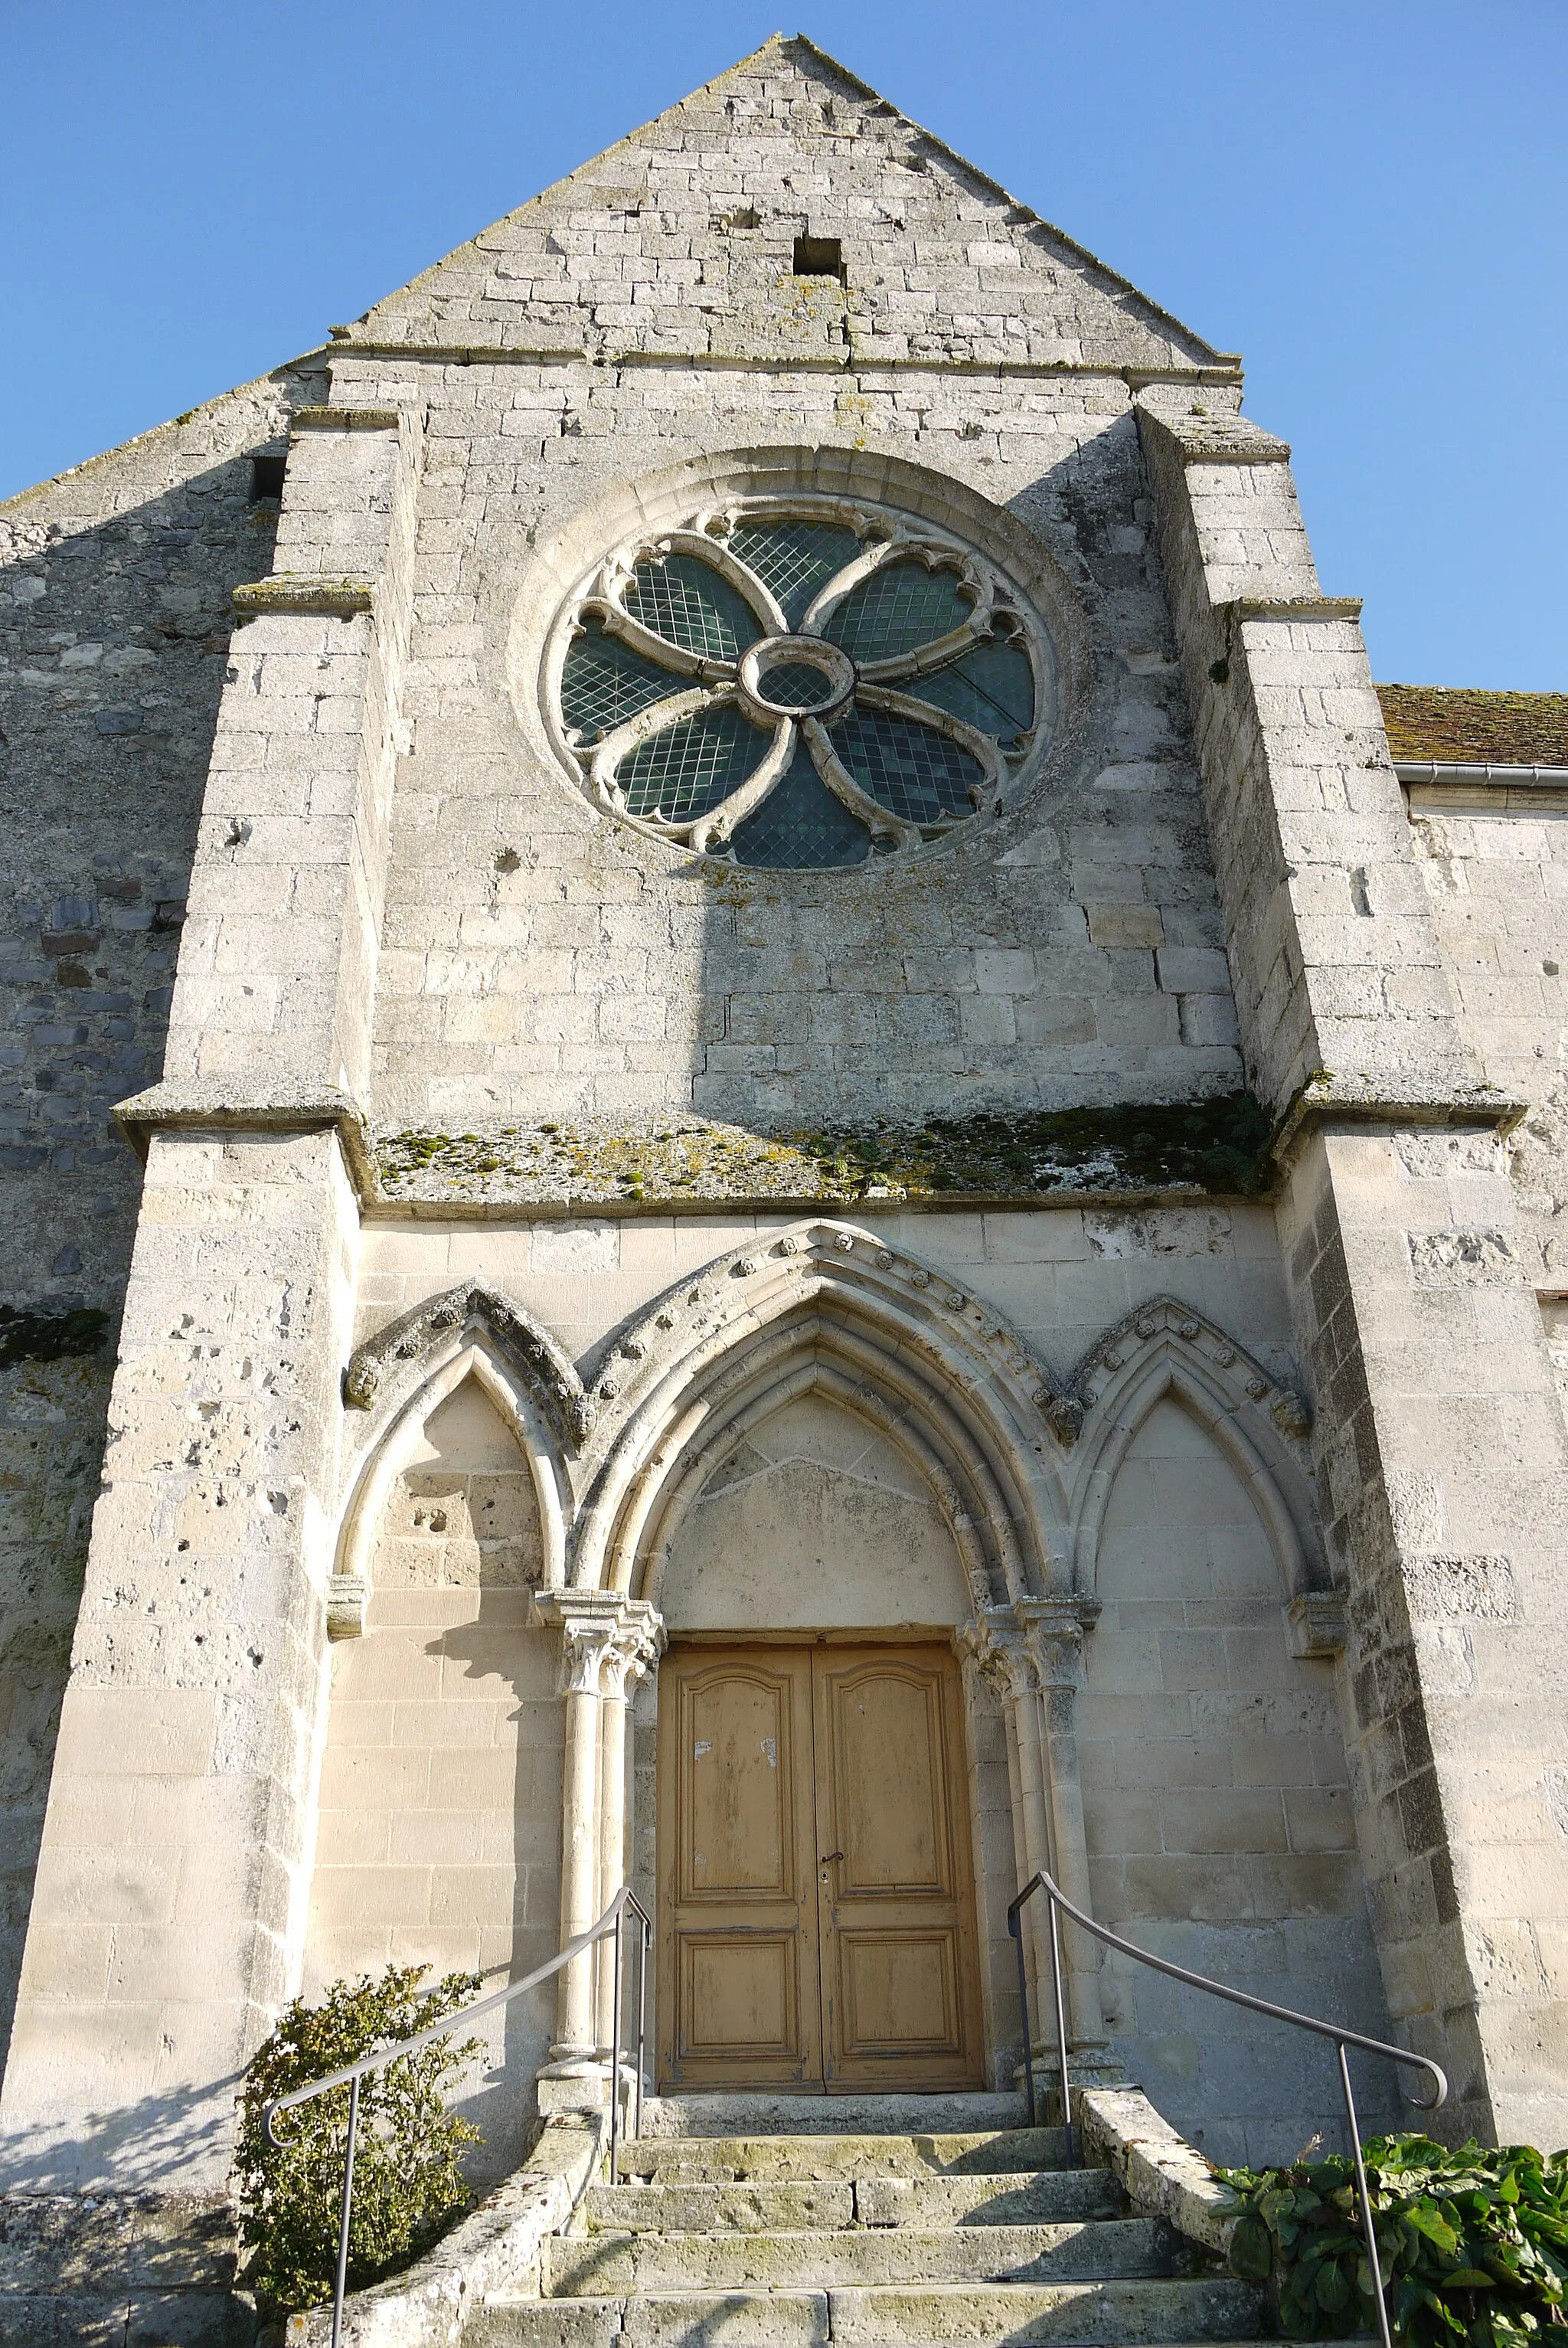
[
  {"left": 963, "top": 1604, "right": 1104, "bottom": 2066},
  {"left": 596, "top": 1619, "right": 665, "bottom": 2056},
  {"left": 531, "top": 1594, "right": 662, "bottom": 2072}
]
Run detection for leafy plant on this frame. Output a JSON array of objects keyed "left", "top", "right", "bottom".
[
  {"left": 234, "top": 1964, "right": 485, "bottom": 2314},
  {"left": 1219, "top": 2134, "right": 1568, "bottom": 2348}
]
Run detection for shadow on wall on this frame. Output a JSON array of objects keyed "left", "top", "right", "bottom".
[
  {"left": 303, "top": 1377, "right": 564, "bottom": 2185},
  {"left": 0, "top": 387, "right": 321, "bottom": 2084},
  {"left": 1078, "top": 1391, "right": 1399, "bottom": 2170}
]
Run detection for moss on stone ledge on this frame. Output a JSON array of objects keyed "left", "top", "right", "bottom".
[{"left": 376, "top": 1093, "right": 1271, "bottom": 1208}]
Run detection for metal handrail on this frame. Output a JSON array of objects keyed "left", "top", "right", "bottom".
[
  {"left": 264, "top": 1887, "right": 652, "bottom": 2348},
  {"left": 1008, "top": 1868, "right": 1447, "bottom": 2348}
]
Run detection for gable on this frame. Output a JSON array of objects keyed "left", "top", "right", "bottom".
[{"left": 347, "top": 35, "right": 1226, "bottom": 373}]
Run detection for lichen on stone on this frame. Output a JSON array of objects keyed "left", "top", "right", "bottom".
[{"left": 375, "top": 1092, "right": 1271, "bottom": 1207}]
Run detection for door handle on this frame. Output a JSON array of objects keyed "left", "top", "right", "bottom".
[{"left": 819, "top": 1851, "right": 844, "bottom": 1865}]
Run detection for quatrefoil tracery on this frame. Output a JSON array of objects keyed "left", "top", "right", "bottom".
[{"left": 547, "top": 495, "right": 1056, "bottom": 867}]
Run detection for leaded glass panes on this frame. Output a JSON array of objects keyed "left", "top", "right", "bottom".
[
  {"left": 729, "top": 740, "right": 872, "bottom": 868},
  {"left": 619, "top": 705, "right": 763, "bottom": 822},
  {"left": 550, "top": 492, "right": 1054, "bottom": 865},
  {"left": 821, "top": 561, "right": 973, "bottom": 662},
  {"left": 905, "top": 635, "right": 1034, "bottom": 742},
  {"left": 831, "top": 708, "right": 983, "bottom": 826},
  {"left": 560, "top": 620, "right": 678, "bottom": 743},
  {"left": 727, "top": 521, "right": 862, "bottom": 629},
  {"left": 622, "top": 555, "right": 758, "bottom": 661}
]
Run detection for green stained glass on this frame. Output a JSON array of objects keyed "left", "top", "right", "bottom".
[
  {"left": 729, "top": 741, "right": 871, "bottom": 868},
  {"left": 831, "top": 708, "right": 983, "bottom": 826},
  {"left": 822, "top": 561, "right": 974, "bottom": 662},
  {"left": 727, "top": 522, "right": 863, "bottom": 629},
  {"left": 904, "top": 635, "right": 1035, "bottom": 741},
  {"left": 617, "top": 705, "right": 765, "bottom": 824},
  {"left": 622, "top": 555, "right": 758, "bottom": 661},
  {"left": 560, "top": 619, "right": 681, "bottom": 743},
  {"left": 757, "top": 660, "right": 837, "bottom": 711}
]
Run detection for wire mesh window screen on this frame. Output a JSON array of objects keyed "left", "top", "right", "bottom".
[
  {"left": 822, "top": 561, "right": 975, "bottom": 662},
  {"left": 619, "top": 705, "right": 763, "bottom": 822},
  {"left": 905, "top": 636, "right": 1035, "bottom": 741},
  {"left": 726, "top": 522, "right": 863, "bottom": 629},
  {"left": 622, "top": 556, "right": 758, "bottom": 660},
  {"left": 729, "top": 741, "right": 872, "bottom": 868},
  {"left": 560, "top": 621, "right": 680, "bottom": 743},
  {"left": 832, "top": 708, "right": 983, "bottom": 825},
  {"left": 757, "top": 661, "right": 838, "bottom": 711}
]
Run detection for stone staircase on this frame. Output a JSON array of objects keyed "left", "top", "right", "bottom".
[{"left": 472, "top": 2092, "right": 1269, "bottom": 2346}]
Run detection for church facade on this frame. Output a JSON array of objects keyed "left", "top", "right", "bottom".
[{"left": 2, "top": 31, "right": 1567, "bottom": 2254}]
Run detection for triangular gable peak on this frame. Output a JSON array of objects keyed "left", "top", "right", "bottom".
[{"left": 348, "top": 34, "right": 1227, "bottom": 374}]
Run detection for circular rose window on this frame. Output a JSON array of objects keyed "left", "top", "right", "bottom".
[{"left": 544, "top": 495, "right": 1057, "bottom": 867}]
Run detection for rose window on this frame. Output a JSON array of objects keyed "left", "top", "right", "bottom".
[{"left": 549, "top": 498, "right": 1056, "bottom": 867}]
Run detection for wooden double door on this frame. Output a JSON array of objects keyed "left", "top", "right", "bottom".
[{"left": 657, "top": 1640, "right": 983, "bottom": 2092}]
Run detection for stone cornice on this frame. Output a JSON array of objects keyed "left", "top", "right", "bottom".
[{"left": 232, "top": 574, "right": 375, "bottom": 618}]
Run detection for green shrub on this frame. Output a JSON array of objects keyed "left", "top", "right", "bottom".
[
  {"left": 234, "top": 1964, "right": 485, "bottom": 2314},
  {"left": 1219, "top": 2134, "right": 1568, "bottom": 2347}
]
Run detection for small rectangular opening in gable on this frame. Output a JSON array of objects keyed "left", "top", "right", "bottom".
[
  {"left": 249, "top": 451, "right": 287, "bottom": 503},
  {"left": 792, "top": 236, "right": 844, "bottom": 281}
]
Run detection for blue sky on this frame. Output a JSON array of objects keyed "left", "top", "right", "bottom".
[{"left": 5, "top": 2, "right": 1563, "bottom": 688}]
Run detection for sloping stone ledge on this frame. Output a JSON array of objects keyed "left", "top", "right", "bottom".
[
  {"left": 114, "top": 1081, "right": 379, "bottom": 1202},
  {"left": 1267, "top": 1072, "right": 1527, "bottom": 1173},
  {"left": 1077, "top": 2085, "right": 1238, "bottom": 2256},
  {"left": 284, "top": 2115, "right": 603, "bottom": 2348}
]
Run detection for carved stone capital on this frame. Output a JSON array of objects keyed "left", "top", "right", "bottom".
[
  {"left": 532, "top": 1591, "right": 665, "bottom": 1697},
  {"left": 959, "top": 1598, "right": 1098, "bottom": 1699}
]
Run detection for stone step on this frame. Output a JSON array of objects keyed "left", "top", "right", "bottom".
[
  {"left": 639, "top": 2091, "right": 1027, "bottom": 2139},
  {"left": 542, "top": 2218, "right": 1171, "bottom": 2295},
  {"left": 474, "top": 2278, "right": 1266, "bottom": 2347},
  {"left": 584, "top": 2168, "right": 1120, "bottom": 2235},
  {"left": 614, "top": 2129, "right": 1069, "bottom": 2182}
]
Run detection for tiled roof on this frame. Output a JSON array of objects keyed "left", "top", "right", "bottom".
[{"left": 1377, "top": 684, "right": 1568, "bottom": 767}]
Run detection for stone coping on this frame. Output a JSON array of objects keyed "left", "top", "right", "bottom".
[{"left": 1076, "top": 2086, "right": 1239, "bottom": 2255}]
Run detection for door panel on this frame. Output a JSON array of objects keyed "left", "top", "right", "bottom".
[
  {"left": 813, "top": 1648, "right": 982, "bottom": 2091},
  {"left": 658, "top": 1647, "right": 820, "bottom": 2088},
  {"left": 658, "top": 1639, "right": 982, "bottom": 2093}
]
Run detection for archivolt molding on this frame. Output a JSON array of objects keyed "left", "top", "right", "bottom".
[
  {"left": 1058, "top": 1295, "right": 1327, "bottom": 1612},
  {"left": 343, "top": 1280, "right": 593, "bottom": 1453},
  {"left": 565, "top": 1218, "right": 1073, "bottom": 1606}
]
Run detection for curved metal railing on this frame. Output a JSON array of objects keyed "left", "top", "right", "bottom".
[
  {"left": 264, "top": 1887, "right": 652, "bottom": 2348},
  {"left": 1008, "top": 1869, "right": 1447, "bottom": 2348}
]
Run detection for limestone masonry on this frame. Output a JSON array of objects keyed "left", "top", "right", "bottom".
[{"left": 2, "top": 34, "right": 1566, "bottom": 2346}]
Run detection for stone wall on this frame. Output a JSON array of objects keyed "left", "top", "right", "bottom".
[{"left": 0, "top": 359, "right": 324, "bottom": 2078}]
